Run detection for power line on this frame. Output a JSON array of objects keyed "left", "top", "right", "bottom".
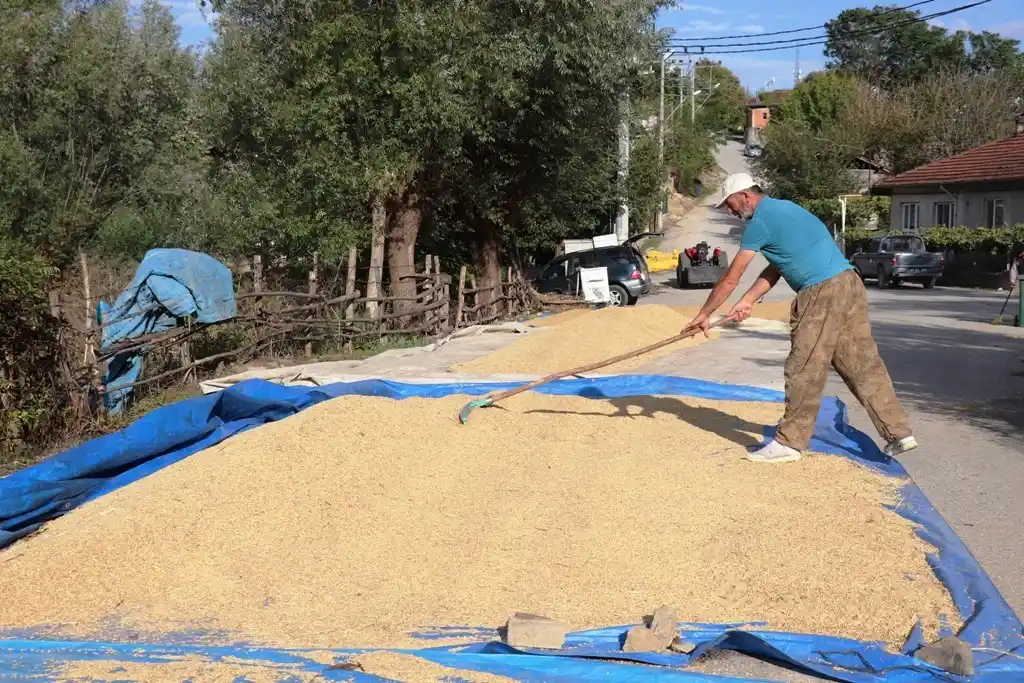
[
  {"left": 669, "top": 0, "right": 938, "bottom": 42},
  {"left": 665, "top": 0, "right": 992, "bottom": 54}
]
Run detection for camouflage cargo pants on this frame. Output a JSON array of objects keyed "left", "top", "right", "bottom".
[{"left": 775, "top": 270, "right": 912, "bottom": 451}]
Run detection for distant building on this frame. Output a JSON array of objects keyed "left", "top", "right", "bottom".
[
  {"left": 745, "top": 89, "right": 791, "bottom": 142},
  {"left": 871, "top": 124, "right": 1024, "bottom": 232}
]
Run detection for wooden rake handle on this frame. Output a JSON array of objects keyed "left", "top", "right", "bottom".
[{"left": 458, "top": 315, "right": 734, "bottom": 423}]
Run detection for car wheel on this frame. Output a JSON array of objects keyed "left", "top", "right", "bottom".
[
  {"left": 922, "top": 277, "right": 936, "bottom": 289},
  {"left": 876, "top": 266, "right": 889, "bottom": 289},
  {"left": 608, "top": 284, "right": 628, "bottom": 307}
]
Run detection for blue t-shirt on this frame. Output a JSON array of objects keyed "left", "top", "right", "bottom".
[{"left": 740, "top": 197, "right": 853, "bottom": 291}]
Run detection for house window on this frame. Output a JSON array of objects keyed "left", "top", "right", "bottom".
[
  {"left": 985, "top": 198, "right": 1006, "bottom": 228},
  {"left": 901, "top": 202, "right": 920, "bottom": 232},
  {"left": 933, "top": 202, "right": 954, "bottom": 228}
]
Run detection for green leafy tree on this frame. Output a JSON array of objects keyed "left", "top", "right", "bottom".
[
  {"left": 691, "top": 59, "right": 747, "bottom": 133},
  {"left": 0, "top": 0, "right": 201, "bottom": 266},
  {"left": 422, "top": 1, "right": 666, "bottom": 285},
  {"left": 777, "top": 71, "right": 860, "bottom": 133},
  {"left": 825, "top": 6, "right": 1023, "bottom": 86},
  {"left": 824, "top": 6, "right": 968, "bottom": 86}
]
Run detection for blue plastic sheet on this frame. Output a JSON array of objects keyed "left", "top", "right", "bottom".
[
  {"left": 2, "top": 375, "right": 1023, "bottom": 682},
  {"left": 98, "top": 249, "right": 237, "bottom": 414}
]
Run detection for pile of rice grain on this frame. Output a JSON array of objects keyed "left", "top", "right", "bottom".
[
  {"left": 455, "top": 304, "right": 713, "bottom": 375},
  {"left": 0, "top": 393, "right": 957, "bottom": 652}
]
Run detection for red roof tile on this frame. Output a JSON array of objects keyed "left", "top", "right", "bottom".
[{"left": 874, "top": 135, "right": 1024, "bottom": 189}]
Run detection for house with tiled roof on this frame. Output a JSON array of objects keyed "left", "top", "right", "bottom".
[
  {"left": 871, "top": 116, "right": 1024, "bottom": 232},
  {"left": 745, "top": 89, "right": 792, "bottom": 141}
]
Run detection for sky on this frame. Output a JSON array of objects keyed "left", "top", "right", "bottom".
[
  {"left": 160, "top": 0, "right": 1023, "bottom": 91},
  {"left": 656, "top": 0, "right": 1024, "bottom": 90}
]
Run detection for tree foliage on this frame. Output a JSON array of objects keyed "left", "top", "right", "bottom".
[
  {"left": 777, "top": 71, "right": 860, "bottom": 133},
  {"left": 0, "top": 0, "right": 202, "bottom": 266},
  {"left": 825, "top": 5, "right": 1024, "bottom": 87},
  {"left": 691, "top": 59, "right": 747, "bottom": 133}
]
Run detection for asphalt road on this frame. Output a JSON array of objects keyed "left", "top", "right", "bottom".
[{"left": 645, "top": 141, "right": 1024, "bottom": 626}]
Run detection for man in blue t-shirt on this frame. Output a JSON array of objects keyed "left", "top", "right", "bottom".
[{"left": 684, "top": 173, "right": 916, "bottom": 463}]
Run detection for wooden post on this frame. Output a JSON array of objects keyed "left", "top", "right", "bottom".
[
  {"left": 80, "top": 250, "right": 94, "bottom": 365},
  {"left": 49, "top": 291, "right": 61, "bottom": 318},
  {"left": 454, "top": 266, "right": 467, "bottom": 330},
  {"left": 305, "top": 251, "right": 319, "bottom": 357},
  {"left": 344, "top": 247, "right": 357, "bottom": 351},
  {"left": 440, "top": 276, "right": 451, "bottom": 333},
  {"left": 180, "top": 335, "right": 195, "bottom": 386},
  {"left": 252, "top": 254, "right": 264, "bottom": 316}
]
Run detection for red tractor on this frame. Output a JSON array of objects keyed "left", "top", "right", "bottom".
[{"left": 677, "top": 242, "right": 729, "bottom": 288}]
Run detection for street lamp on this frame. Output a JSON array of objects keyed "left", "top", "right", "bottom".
[{"left": 838, "top": 194, "right": 863, "bottom": 255}]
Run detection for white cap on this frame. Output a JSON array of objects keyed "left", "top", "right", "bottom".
[{"left": 716, "top": 172, "right": 761, "bottom": 208}]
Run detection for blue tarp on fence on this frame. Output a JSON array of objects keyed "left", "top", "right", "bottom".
[
  {"left": 98, "top": 249, "right": 236, "bottom": 414},
  {"left": 2, "top": 376, "right": 1023, "bottom": 682}
]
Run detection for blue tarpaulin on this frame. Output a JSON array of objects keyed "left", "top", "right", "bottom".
[
  {"left": 98, "top": 249, "right": 236, "bottom": 414},
  {"left": 1, "top": 376, "right": 1023, "bottom": 682}
]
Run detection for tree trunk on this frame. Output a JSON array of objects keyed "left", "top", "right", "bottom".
[
  {"left": 472, "top": 219, "right": 503, "bottom": 316},
  {"left": 367, "top": 195, "right": 387, "bottom": 321},
  {"left": 387, "top": 191, "right": 422, "bottom": 321}
]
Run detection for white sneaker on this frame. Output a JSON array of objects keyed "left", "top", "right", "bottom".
[
  {"left": 884, "top": 436, "right": 919, "bottom": 457},
  {"left": 747, "top": 440, "right": 803, "bottom": 463}
]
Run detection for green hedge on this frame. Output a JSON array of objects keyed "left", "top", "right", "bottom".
[{"left": 844, "top": 224, "right": 1024, "bottom": 253}]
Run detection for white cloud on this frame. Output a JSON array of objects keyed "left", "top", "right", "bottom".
[
  {"left": 680, "top": 3, "right": 726, "bottom": 14},
  {"left": 928, "top": 17, "right": 972, "bottom": 32},
  {"left": 677, "top": 19, "right": 730, "bottom": 34},
  {"left": 737, "top": 24, "right": 765, "bottom": 34}
]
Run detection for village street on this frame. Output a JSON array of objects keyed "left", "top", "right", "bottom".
[{"left": 644, "top": 142, "right": 1024, "bottom": 625}]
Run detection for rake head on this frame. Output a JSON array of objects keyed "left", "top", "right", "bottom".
[{"left": 458, "top": 397, "right": 495, "bottom": 424}]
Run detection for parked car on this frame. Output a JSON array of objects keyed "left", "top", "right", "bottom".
[
  {"left": 743, "top": 142, "right": 763, "bottom": 158},
  {"left": 851, "top": 235, "right": 944, "bottom": 289},
  {"left": 533, "top": 233, "right": 659, "bottom": 306}
]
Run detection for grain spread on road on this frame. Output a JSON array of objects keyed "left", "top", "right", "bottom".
[
  {"left": 456, "top": 305, "right": 713, "bottom": 375},
  {"left": 350, "top": 652, "right": 517, "bottom": 682},
  {"left": 0, "top": 393, "right": 957, "bottom": 651},
  {"left": 50, "top": 656, "right": 324, "bottom": 683}
]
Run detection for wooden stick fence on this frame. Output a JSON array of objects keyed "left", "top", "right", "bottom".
[{"left": 54, "top": 249, "right": 552, "bottom": 403}]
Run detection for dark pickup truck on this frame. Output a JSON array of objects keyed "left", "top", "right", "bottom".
[{"left": 851, "top": 235, "right": 944, "bottom": 289}]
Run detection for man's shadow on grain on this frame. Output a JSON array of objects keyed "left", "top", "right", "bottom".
[{"left": 525, "top": 390, "right": 767, "bottom": 448}]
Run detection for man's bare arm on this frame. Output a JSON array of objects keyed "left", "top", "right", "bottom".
[
  {"left": 683, "top": 249, "right": 759, "bottom": 335},
  {"left": 740, "top": 264, "right": 781, "bottom": 303},
  {"left": 727, "top": 264, "right": 781, "bottom": 322},
  {"left": 696, "top": 249, "right": 759, "bottom": 317}
]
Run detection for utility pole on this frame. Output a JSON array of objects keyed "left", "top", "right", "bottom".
[
  {"left": 614, "top": 91, "right": 630, "bottom": 243},
  {"left": 678, "top": 64, "right": 684, "bottom": 108},
  {"left": 690, "top": 60, "right": 697, "bottom": 124},
  {"left": 657, "top": 49, "right": 674, "bottom": 234}
]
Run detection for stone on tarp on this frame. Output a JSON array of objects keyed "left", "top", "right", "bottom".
[
  {"left": 622, "top": 625, "right": 667, "bottom": 652},
  {"left": 648, "top": 605, "right": 679, "bottom": 647},
  {"left": 914, "top": 636, "right": 974, "bottom": 676},
  {"left": 502, "top": 612, "right": 568, "bottom": 650}
]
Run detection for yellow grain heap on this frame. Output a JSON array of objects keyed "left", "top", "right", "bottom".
[
  {"left": 456, "top": 304, "right": 712, "bottom": 375},
  {"left": 0, "top": 393, "right": 957, "bottom": 653}
]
